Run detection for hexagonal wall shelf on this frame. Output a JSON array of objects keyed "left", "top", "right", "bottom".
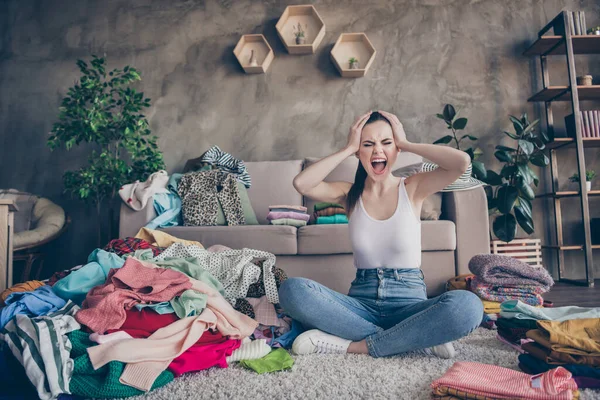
[
  {"left": 233, "top": 34, "right": 274, "bottom": 74},
  {"left": 330, "top": 33, "right": 376, "bottom": 78},
  {"left": 276, "top": 5, "right": 325, "bottom": 55}
]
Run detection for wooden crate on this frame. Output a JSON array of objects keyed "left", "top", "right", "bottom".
[{"left": 490, "top": 239, "right": 542, "bottom": 268}]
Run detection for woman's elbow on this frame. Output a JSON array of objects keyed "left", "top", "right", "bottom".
[
  {"left": 292, "top": 176, "right": 305, "bottom": 195},
  {"left": 459, "top": 152, "right": 470, "bottom": 173}
]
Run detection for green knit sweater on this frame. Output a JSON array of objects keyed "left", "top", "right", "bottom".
[{"left": 68, "top": 330, "right": 174, "bottom": 398}]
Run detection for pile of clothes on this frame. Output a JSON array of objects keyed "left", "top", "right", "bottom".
[
  {"left": 468, "top": 254, "right": 554, "bottom": 315},
  {"left": 0, "top": 228, "right": 303, "bottom": 400},
  {"left": 495, "top": 301, "right": 600, "bottom": 389},
  {"left": 267, "top": 205, "right": 309, "bottom": 227},
  {"left": 431, "top": 361, "right": 579, "bottom": 399},
  {"left": 120, "top": 145, "right": 258, "bottom": 228},
  {"left": 312, "top": 202, "right": 348, "bottom": 225}
]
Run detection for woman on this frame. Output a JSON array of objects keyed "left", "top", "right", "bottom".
[{"left": 278, "top": 110, "right": 483, "bottom": 358}]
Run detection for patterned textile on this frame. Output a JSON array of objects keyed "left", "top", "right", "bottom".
[
  {"left": 47, "top": 269, "right": 74, "bottom": 286},
  {"left": 246, "top": 265, "right": 287, "bottom": 298},
  {"left": 468, "top": 254, "right": 554, "bottom": 290},
  {"left": 431, "top": 362, "right": 578, "bottom": 400},
  {"left": 471, "top": 278, "right": 544, "bottom": 306},
  {"left": 154, "top": 243, "right": 279, "bottom": 305},
  {"left": 246, "top": 297, "right": 280, "bottom": 327},
  {"left": 234, "top": 298, "right": 255, "bottom": 319},
  {"left": 178, "top": 170, "right": 245, "bottom": 226},
  {"left": 198, "top": 145, "right": 251, "bottom": 188},
  {"left": 103, "top": 237, "right": 164, "bottom": 257},
  {"left": 0, "top": 302, "right": 81, "bottom": 400}
]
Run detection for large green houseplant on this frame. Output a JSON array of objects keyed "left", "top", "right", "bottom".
[
  {"left": 483, "top": 114, "right": 550, "bottom": 242},
  {"left": 434, "top": 104, "right": 486, "bottom": 179},
  {"left": 48, "top": 55, "right": 165, "bottom": 244}
]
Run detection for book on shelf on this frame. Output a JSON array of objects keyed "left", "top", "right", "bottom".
[
  {"left": 574, "top": 11, "right": 581, "bottom": 34},
  {"left": 565, "top": 110, "right": 600, "bottom": 138}
]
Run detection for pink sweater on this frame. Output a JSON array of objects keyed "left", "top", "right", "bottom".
[
  {"left": 431, "top": 362, "right": 577, "bottom": 399},
  {"left": 266, "top": 211, "right": 310, "bottom": 222},
  {"left": 76, "top": 258, "right": 192, "bottom": 333}
]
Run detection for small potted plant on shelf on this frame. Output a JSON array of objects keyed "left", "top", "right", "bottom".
[
  {"left": 569, "top": 170, "right": 596, "bottom": 192},
  {"left": 587, "top": 26, "right": 600, "bottom": 35},
  {"left": 349, "top": 57, "right": 359, "bottom": 69},
  {"left": 293, "top": 22, "right": 307, "bottom": 45}
]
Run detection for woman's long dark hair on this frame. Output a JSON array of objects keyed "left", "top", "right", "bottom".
[{"left": 346, "top": 111, "right": 391, "bottom": 216}]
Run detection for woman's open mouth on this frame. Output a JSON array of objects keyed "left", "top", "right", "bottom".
[{"left": 371, "top": 158, "right": 387, "bottom": 175}]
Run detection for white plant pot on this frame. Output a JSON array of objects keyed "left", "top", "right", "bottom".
[{"left": 586, "top": 181, "right": 592, "bottom": 192}]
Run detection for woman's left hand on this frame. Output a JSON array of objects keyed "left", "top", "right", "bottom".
[{"left": 378, "top": 110, "right": 410, "bottom": 151}]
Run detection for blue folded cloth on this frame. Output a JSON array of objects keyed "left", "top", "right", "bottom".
[{"left": 0, "top": 286, "right": 66, "bottom": 329}]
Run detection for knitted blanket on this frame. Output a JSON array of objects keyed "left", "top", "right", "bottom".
[
  {"left": 468, "top": 254, "right": 554, "bottom": 290},
  {"left": 471, "top": 278, "right": 544, "bottom": 306}
]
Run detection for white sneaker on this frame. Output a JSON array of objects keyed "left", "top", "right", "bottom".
[
  {"left": 292, "top": 329, "right": 352, "bottom": 355},
  {"left": 428, "top": 342, "right": 456, "bottom": 359}
]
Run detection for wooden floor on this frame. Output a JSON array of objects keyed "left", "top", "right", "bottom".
[{"left": 542, "top": 280, "right": 600, "bottom": 307}]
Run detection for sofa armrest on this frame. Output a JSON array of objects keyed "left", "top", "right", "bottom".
[
  {"left": 119, "top": 202, "right": 157, "bottom": 238},
  {"left": 442, "top": 186, "right": 490, "bottom": 276}
]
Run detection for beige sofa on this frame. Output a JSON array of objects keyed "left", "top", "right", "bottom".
[{"left": 119, "top": 154, "right": 490, "bottom": 297}]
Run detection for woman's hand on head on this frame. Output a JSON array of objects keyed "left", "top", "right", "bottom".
[
  {"left": 346, "top": 111, "right": 372, "bottom": 154},
  {"left": 378, "top": 110, "right": 410, "bottom": 151}
]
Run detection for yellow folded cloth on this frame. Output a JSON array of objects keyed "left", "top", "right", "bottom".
[
  {"left": 0, "top": 280, "right": 45, "bottom": 305},
  {"left": 481, "top": 299, "right": 501, "bottom": 314},
  {"left": 537, "top": 318, "right": 600, "bottom": 355},
  {"left": 135, "top": 227, "right": 204, "bottom": 248}
]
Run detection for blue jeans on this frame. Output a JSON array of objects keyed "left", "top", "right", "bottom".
[{"left": 278, "top": 268, "right": 483, "bottom": 357}]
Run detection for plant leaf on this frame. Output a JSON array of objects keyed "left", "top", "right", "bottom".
[
  {"left": 443, "top": 104, "right": 456, "bottom": 122},
  {"left": 518, "top": 139, "right": 534, "bottom": 155},
  {"left": 465, "top": 148, "right": 475, "bottom": 160},
  {"left": 504, "top": 131, "right": 519, "bottom": 140},
  {"left": 484, "top": 170, "right": 503, "bottom": 186},
  {"left": 452, "top": 118, "right": 468, "bottom": 130},
  {"left": 510, "top": 115, "right": 524, "bottom": 135},
  {"left": 472, "top": 161, "right": 487, "bottom": 180},
  {"left": 514, "top": 198, "right": 534, "bottom": 234},
  {"left": 433, "top": 135, "right": 453, "bottom": 144},
  {"left": 497, "top": 185, "right": 519, "bottom": 214},
  {"left": 494, "top": 150, "right": 512, "bottom": 163},
  {"left": 493, "top": 213, "right": 517, "bottom": 242},
  {"left": 436, "top": 113, "right": 445, "bottom": 120},
  {"left": 517, "top": 178, "right": 535, "bottom": 200},
  {"left": 530, "top": 152, "right": 550, "bottom": 167},
  {"left": 495, "top": 145, "right": 517, "bottom": 152}
]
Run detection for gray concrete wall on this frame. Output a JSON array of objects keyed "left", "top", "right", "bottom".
[{"left": 1, "top": 0, "right": 599, "bottom": 279}]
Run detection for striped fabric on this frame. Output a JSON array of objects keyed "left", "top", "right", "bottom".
[
  {"left": 200, "top": 145, "right": 251, "bottom": 188},
  {"left": 421, "top": 162, "right": 485, "bottom": 191},
  {"left": 0, "top": 301, "right": 80, "bottom": 400},
  {"left": 431, "top": 361, "right": 578, "bottom": 400}
]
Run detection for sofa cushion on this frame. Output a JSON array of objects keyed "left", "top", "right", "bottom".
[
  {"left": 245, "top": 160, "right": 303, "bottom": 225},
  {"left": 303, "top": 153, "right": 423, "bottom": 215},
  {"left": 0, "top": 189, "right": 39, "bottom": 233},
  {"left": 297, "top": 220, "right": 456, "bottom": 255},
  {"left": 161, "top": 225, "right": 297, "bottom": 255}
]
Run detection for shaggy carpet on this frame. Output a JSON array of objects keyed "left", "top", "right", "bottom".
[{"left": 136, "top": 328, "right": 600, "bottom": 400}]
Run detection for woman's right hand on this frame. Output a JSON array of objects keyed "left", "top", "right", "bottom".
[{"left": 345, "top": 111, "right": 372, "bottom": 154}]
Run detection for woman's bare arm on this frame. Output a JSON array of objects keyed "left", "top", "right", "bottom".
[{"left": 293, "top": 112, "right": 372, "bottom": 204}]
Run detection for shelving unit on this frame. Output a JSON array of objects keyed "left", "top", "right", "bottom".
[
  {"left": 330, "top": 33, "right": 376, "bottom": 78},
  {"left": 524, "top": 11, "right": 599, "bottom": 287},
  {"left": 275, "top": 5, "right": 326, "bottom": 55},
  {"left": 233, "top": 34, "right": 274, "bottom": 74}
]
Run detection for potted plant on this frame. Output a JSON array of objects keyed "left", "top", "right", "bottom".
[
  {"left": 587, "top": 26, "right": 600, "bottom": 35},
  {"left": 434, "top": 104, "right": 486, "bottom": 179},
  {"left": 482, "top": 113, "right": 551, "bottom": 242},
  {"left": 348, "top": 57, "right": 359, "bottom": 69},
  {"left": 569, "top": 170, "right": 596, "bottom": 192},
  {"left": 48, "top": 55, "right": 165, "bottom": 245},
  {"left": 293, "top": 22, "right": 307, "bottom": 45}
]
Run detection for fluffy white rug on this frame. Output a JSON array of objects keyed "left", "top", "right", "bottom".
[{"left": 136, "top": 328, "right": 600, "bottom": 400}]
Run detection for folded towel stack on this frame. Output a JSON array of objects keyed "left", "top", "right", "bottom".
[
  {"left": 313, "top": 202, "right": 348, "bottom": 224},
  {"left": 267, "top": 205, "right": 309, "bottom": 227},
  {"left": 468, "top": 254, "right": 554, "bottom": 316}
]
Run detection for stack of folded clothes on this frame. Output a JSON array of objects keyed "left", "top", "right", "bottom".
[
  {"left": 431, "top": 361, "right": 579, "bottom": 399},
  {"left": 313, "top": 202, "right": 348, "bottom": 224},
  {"left": 267, "top": 205, "right": 309, "bottom": 227},
  {"left": 505, "top": 301, "right": 600, "bottom": 389},
  {"left": 468, "top": 254, "right": 554, "bottom": 315}
]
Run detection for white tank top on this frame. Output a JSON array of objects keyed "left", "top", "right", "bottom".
[{"left": 348, "top": 178, "right": 422, "bottom": 269}]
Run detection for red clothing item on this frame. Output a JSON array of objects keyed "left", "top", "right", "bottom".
[
  {"left": 76, "top": 258, "right": 192, "bottom": 333},
  {"left": 109, "top": 308, "right": 241, "bottom": 376}
]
